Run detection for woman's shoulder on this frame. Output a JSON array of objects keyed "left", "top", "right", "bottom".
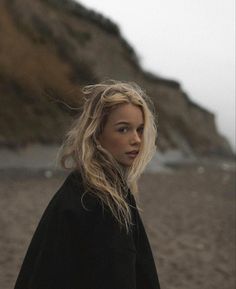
[{"left": 46, "top": 170, "right": 100, "bottom": 218}]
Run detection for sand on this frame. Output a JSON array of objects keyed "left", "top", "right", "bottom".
[{"left": 0, "top": 161, "right": 235, "bottom": 289}]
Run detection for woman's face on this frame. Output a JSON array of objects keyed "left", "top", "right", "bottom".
[{"left": 98, "top": 103, "right": 144, "bottom": 167}]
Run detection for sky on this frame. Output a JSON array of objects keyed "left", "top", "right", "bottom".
[{"left": 77, "top": 0, "right": 235, "bottom": 150}]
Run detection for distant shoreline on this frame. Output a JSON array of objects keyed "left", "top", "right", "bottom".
[{"left": 0, "top": 144, "right": 235, "bottom": 174}]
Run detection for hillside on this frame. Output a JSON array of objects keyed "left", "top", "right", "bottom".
[{"left": 0, "top": 0, "right": 233, "bottom": 156}]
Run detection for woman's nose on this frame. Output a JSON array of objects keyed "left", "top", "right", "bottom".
[{"left": 130, "top": 131, "right": 141, "bottom": 144}]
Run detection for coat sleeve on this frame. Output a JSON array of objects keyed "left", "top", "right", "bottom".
[
  {"left": 14, "top": 192, "right": 137, "bottom": 289},
  {"left": 135, "top": 212, "right": 161, "bottom": 289},
  {"left": 129, "top": 193, "right": 161, "bottom": 289}
]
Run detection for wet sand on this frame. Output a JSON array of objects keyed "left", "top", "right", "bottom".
[{"left": 0, "top": 162, "right": 235, "bottom": 289}]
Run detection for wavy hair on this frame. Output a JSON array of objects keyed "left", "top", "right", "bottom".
[{"left": 56, "top": 80, "right": 157, "bottom": 233}]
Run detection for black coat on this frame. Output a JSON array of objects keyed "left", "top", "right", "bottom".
[{"left": 14, "top": 170, "right": 161, "bottom": 289}]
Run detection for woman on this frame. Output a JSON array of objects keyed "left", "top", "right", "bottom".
[{"left": 14, "top": 80, "right": 161, "bottom": 289}]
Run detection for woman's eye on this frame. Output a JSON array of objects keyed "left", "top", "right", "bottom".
[
  {"left": 118, "top": 127, "right": 128, "bottom": 133},
  {"left": 138, "top": 127, "right": 144, "bottom": 134}
]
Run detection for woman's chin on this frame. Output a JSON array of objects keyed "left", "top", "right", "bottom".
[{"left": 118, "top": 159, "right": 134, "bottom": 168}]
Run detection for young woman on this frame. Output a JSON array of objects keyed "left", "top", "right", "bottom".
[{"left": 14, "top": 80, "right": 161, "bottom": 289}]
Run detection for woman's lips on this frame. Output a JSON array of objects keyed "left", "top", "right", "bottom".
[{"left": 126, "top": 152, "right": 138, "bottom": 158}]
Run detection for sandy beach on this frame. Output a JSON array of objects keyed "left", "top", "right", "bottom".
[{"left": 0, "top": 160, "right": 235, "bottom": 289}]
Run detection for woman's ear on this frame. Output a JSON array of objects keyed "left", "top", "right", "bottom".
[
  {"left": 94, "top": 137, "right": 102, "bottom": 150},
  {"left": 94, "top": 134, "right": 102, "bottom": 149},
  {"left": 96, "top": 144, "right": 102, "bottom": 150}
]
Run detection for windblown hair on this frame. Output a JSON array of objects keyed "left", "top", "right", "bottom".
[{"left": 56, "top": 80, "right": 157, "bottom": 233}]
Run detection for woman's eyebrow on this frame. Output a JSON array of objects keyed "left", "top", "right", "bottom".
[{"left": 114, "top": 121, "right": 144, "bottom": 126}]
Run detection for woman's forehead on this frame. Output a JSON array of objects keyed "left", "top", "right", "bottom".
[{"left": 108, "top": 103, "right": 144, "bottom": 125}]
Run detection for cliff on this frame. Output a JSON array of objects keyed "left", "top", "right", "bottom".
[{"left": 0, "top": 0, "right": 233, "bottom": 157}]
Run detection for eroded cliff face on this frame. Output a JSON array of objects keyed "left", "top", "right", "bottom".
[{"left": 0, "top": 0, "right": 233, "bottom": 156}]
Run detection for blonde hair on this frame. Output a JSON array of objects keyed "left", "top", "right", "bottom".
[{"left": 56, "top": 80, "right": 157, "bottom": 233}]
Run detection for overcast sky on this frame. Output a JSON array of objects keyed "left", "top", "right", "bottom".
[{"left": 78, "top": 0, "right": 235, "bottom": 150}]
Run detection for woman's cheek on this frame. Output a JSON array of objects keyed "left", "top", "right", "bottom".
[{"left": 112, "top": 135, "right": 127, "bottom": 148}]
